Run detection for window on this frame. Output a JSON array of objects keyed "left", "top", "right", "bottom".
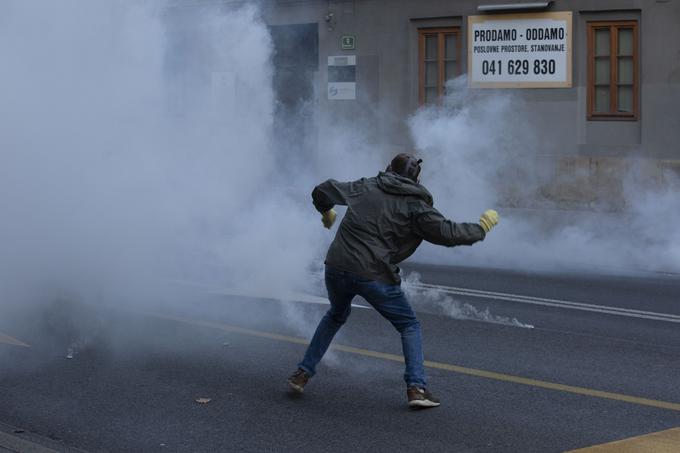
[
  {"left": 418, "top": 28, "right": 461, "bottom": 105},
  {"left": 587, "top": 21, "right": 638, "bottom": 120}
]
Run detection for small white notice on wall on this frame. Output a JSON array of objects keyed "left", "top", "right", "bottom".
[
  {"left": 328, "top": 55, "right": 356, "bottom": 100},
  {"left": 468, "top": 11, "right": 572, "bottom": 88}
]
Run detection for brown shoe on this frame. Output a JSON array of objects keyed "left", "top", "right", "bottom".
[
  {"left": 287, "top": 369, "right": 310, "bottom": 393},
  {"left": 407, "top": 386, "right": 440, "bottom": 408}
]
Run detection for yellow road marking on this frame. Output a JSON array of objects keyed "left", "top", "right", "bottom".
[
  {"left": 0, "top": 332, "right": 30, "bottom": 348},
  {"left": 151, "top": 313, "right": 680, "bottom": 412},
  {"left": 566, "top": 427, "right": 680, "bottom": 452}
]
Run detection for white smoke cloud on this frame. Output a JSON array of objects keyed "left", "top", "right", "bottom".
[
  {"left": 0, "top": 0, "right": 324, "bottom": 319},
  {"left": 0, "top": 0, "right": 676, "bottom": 350},
  {"left": 402, "top": 273, "right": 534, "bottom": 329},
  {"left": 409, "top": 77, "right": 680, "bottom": 274}
]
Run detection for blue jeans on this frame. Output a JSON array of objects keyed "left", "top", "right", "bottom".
[{"left": 298, "top": 266, "right": 427, "bottom": 387}]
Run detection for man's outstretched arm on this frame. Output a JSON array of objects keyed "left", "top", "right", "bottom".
[{"left": 414, "top": 205, "right": 494, "bottom": 247}]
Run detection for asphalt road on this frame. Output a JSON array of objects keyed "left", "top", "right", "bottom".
[{"left": 1, "top": 264, "right": 679, "bottom": 452}]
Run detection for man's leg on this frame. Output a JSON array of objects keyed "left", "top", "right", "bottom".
[
  {"left": 296, "top": 267, "right": 355, "bottom": 378},
  {"left": 358, "top": 281, "right": 426, "bottom": 388},
  {"left": 358, "top": 279, "right": 439, "bottom": 407}
]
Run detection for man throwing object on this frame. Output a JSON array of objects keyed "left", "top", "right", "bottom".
[{"left": 288, "top": 153, "right": 499, "bottom": 408}]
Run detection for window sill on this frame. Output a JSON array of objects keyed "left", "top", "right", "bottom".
[{"left": 587, "top": 115, "right": 638, "bottom": 122}]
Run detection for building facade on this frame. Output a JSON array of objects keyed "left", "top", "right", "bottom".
[{"left": 170, "top": 0, "right": 680, "bottom": 209}]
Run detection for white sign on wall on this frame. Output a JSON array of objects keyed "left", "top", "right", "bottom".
[
  {"left": 328, "top": 55, "right": 356, "bottom": 100},
  {"left": 468, "top": 12, "right": 572, "bottom": 88}
]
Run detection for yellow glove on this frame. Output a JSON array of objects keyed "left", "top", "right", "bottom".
[
  {"left": 479, "top": 209, "right": 499, "bottom": 233},
  {"left": 321, "top": 209, "right": 337, "bottom": 229}
]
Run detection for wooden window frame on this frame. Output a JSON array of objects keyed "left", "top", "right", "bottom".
[
  {"left": 587, "top": 20, "right": 639, "bottom": 121},
  {"left": 418, "top": 27, "right": 461, "bottom": 105}
]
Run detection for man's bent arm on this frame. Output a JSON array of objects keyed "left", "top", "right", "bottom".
[
  {"left": 312, "top": 179, "right": 361, "bottom": 213},
  {"left": 414, "top": 207, "right": 486, "bottom": 247}
]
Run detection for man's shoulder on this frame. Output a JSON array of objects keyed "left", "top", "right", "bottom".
[
  {"left": 406, "top": 198, "right": 434, "bottom": 213},
  {"left": 353, "top": 175, "right": 378, "bottom": 188}
]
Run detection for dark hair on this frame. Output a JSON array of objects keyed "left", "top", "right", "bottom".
[{"left": 386, "top": 153, "right": 423, "bottom": 183}]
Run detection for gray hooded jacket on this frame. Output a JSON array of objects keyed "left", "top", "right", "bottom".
[{"left": 312, "top": 172, "right": 486, "bottom": 284}]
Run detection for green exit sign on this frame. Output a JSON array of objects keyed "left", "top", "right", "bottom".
[{"left": 341, "top": 35, "right": 356, "bottom": 50}]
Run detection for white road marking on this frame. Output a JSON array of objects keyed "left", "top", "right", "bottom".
[
  {"left": 172, "top": 280, "right": 370, "bottom": 309},
  {"left": 0, "top": 430, "right": 59, "bottom": 452},
  {"left": 409, "top": 282, "right": 680, "bottom": 324},
  {"left": 174, "top": 277, "right": 680, "bottom": 324},
  {"left": 0, "top": 332, "right": 30, "bottom": 348}
]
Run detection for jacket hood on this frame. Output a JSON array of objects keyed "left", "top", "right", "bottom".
[{"left": 376, "top": 171, "right": 433, "bottom": 206}]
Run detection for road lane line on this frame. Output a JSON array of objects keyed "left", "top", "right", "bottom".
[
  {"left": 417, "top": 282, "right": 680, "bottom": 316},
  {"left": 415, "top": 282, "right": 680, "bottom": 318},
  {"left": 565, "top": 427, "right": 680, "bottom": 452},
  {"left": 175, "top": 277, "right": 680, "bottom": 322},
  {"left": 150, "top": 313, "right": 680, "bottom": 412},
  {"left": 0, "top": 332, "right": 30, "bottom": 348},
  {"left": 172, "top": 280, "right": 370, "bottom": 309},
  {"left": 412, "top": 282, "right": 680, "bottom": 323},
  {"left": 0, "top": 431, "right": 60, "bottom": 453},
  {"left": 306, "top": 272, "right": 680, "bottom": 322}
]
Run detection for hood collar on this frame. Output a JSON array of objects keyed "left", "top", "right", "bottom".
[{"left": 376, "top": 171, "right": 433, "bottom": 206}]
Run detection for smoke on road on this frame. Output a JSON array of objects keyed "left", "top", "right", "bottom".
[
  {"left": 402, "top": 273, "right": 534, "bottom": 329},
  {"left": 0, "top": 1, "right": 677, "bottom": 359},
  {"left": 0, "top": 0, "right": 326, "bottom": 356}
]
